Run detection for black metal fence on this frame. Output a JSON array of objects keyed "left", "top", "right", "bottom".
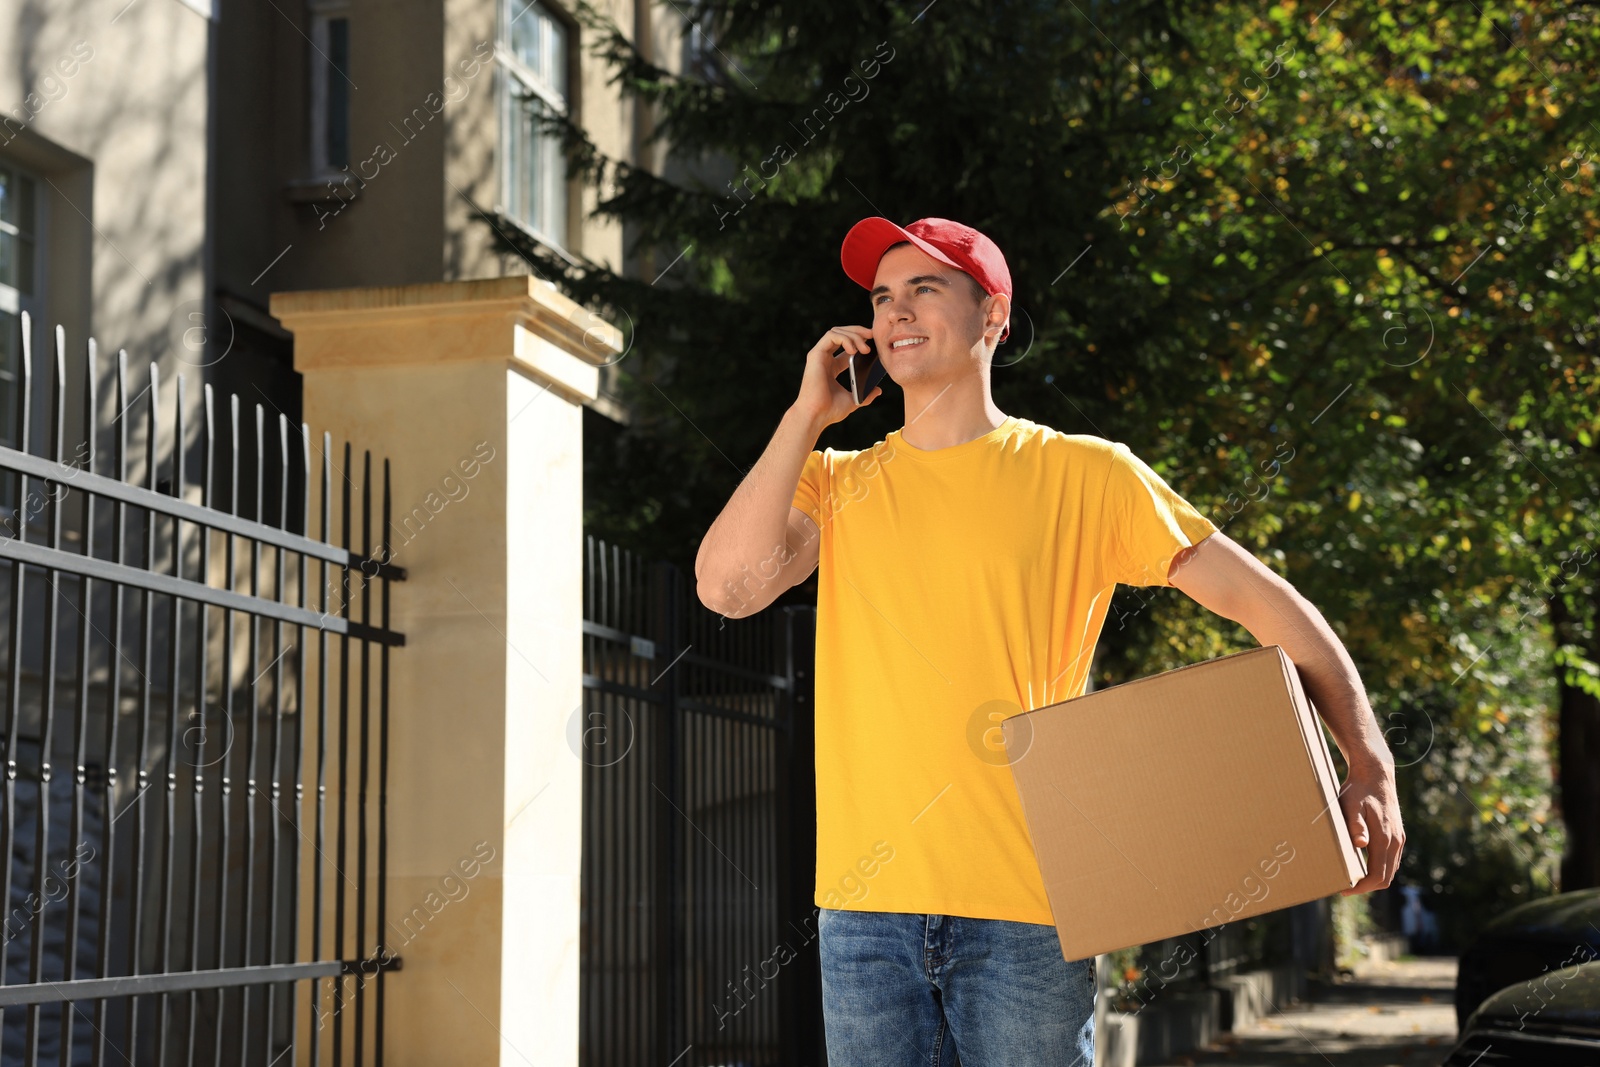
[
  {"left": 578, "top": 537, "right": 822, "bottom": 1067},
  {"left": 0, "top": 313, "right": 403, "bottom": 1065}
]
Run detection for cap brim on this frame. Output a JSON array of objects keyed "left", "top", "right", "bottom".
[{"left": 840, "top": 217, "right": 965, "bottom": 292}]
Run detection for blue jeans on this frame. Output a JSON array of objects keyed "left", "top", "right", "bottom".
[{"left": 817, "top": 908, "right": 1097, "bottom": 1066}]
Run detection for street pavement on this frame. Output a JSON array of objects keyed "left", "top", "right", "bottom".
[{"left": 1151, "top": 956, "right": 1461, "bottom": 1067}]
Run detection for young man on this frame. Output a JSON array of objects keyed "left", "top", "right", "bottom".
[{"left": 693, "top": 216, "right": 1403, "bottom": 1064}]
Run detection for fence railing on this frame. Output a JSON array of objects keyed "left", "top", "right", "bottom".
[
  {"left": 0, "top": 312, "right": 404, "bottom": 1066},
  {"left": 578, "top": 537, "right": 820, "bottom": 1067}
]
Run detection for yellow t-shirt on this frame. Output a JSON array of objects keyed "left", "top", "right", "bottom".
[{"left": 791, "top": 415, "right": 1219, "bottom": 925}]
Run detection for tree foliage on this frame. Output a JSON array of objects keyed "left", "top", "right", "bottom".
[{"left": 478, "top": 0, "right": 1600, "bottom": 912}]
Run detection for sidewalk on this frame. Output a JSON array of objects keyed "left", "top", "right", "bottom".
[{"left": 1151, "top": 956, "right": 1460, "bottom": 1067}]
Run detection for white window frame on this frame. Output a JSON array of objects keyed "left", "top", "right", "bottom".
[
  {"left": 496, "top": 0, "right": 571, "bottom": 250},
  {"left": 0, "top": 160, "right": 44, "bottom": 454},
  {"left": 308, "top": 0, "right": 353, "bottom": 177}
]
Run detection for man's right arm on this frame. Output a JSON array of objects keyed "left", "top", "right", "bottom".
[
  {"left": 694, "top": 324, "right": 882, "bottom": 618},
  {"left": 694, "top": 405, "right": 827, "bottom": 618}
]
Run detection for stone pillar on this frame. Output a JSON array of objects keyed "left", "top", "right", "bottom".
[{"left": 270, "top": 276, "right": 622, "bottom": 1067}]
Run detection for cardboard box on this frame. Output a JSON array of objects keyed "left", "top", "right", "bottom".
[{"left": 1001, "top": 645, "right": 1367, "bottom": 961}]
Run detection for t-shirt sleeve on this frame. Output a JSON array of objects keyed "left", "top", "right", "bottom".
[
  {"left": 792, "top": 449, "right": 826, "bottom": 528},
  {"left": 1099, "top": 442, "right": 1219, "bottom": 588}
]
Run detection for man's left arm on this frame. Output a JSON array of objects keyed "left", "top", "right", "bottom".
[{"left": 1167, "top": 530, "right": 1404, "bottom": 895}]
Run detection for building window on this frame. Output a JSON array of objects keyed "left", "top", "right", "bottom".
[
  {"left": 309, "top": 2, "right": 352, "bottom": 174},
  {"left": 0, "top": 162, "right": 40, "bottom": 450},
  {"left": 684, "top": 11, "right": 724, "bottom": 84},
  {"left": 499, "top": 0, "right": 569, "bottom": 248}
]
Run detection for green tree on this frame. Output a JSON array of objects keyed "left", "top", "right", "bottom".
[
  {"left": 1109, "top": 0, "right": 1600, "bottom": 891},
  {"left": 477, "top": 0, "right": 1597, "bottom": 902}
]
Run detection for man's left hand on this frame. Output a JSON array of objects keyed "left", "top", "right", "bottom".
[{"left": 1339, "top": 762, "right": 1405, "bottom": 895}]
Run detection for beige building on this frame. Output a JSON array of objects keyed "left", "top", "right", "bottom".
[
  {"left": 0, "top": 0, "right": 208, "bottom": 474},
  {"left": 214, "top": 0, "right": 694, "bottom": 426},
  {"left": 0, "top": 1, "right": 706, "bottom": 1062},
  {"left": 0, "top": 0, "right": 692, "bottom": 473}
]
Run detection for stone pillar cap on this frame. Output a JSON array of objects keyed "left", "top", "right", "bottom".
[{"left": 270, "top": 275, "right": 626, "bottom": 367}]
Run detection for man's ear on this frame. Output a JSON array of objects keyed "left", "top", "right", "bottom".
[{"left": 986, "top": 292, "right": 1011, "bottom": 335}]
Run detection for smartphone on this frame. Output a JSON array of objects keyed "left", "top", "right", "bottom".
[{"left": 838, "top": 339, "right": 888, "bottom": 405}]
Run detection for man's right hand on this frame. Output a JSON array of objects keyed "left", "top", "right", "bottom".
[
  {"left": 698, "top": 327, "right": 868, "bottom": 614},
  {"left": 795, "top": 325, "right": 882, "bottom": 431}
]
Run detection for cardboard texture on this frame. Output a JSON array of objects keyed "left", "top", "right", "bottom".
[{"left": 1001, "top": 645, "right": 1367, "bottom": 961}]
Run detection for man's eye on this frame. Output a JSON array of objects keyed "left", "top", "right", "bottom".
[{"left": 874, "top": 286, "right": 935, "bottom": 305}]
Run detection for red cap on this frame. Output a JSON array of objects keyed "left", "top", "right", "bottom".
[{"left": 841, "top": 216, "right": 1013, "bottom": 343}]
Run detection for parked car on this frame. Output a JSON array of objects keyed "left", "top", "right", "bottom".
[
  {"left": 1455, "top": 887, "right": 1600, "bottom": 1029},
  {"left": 1441, "top": 958, "right": 1600, "bottom": 1065}
]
